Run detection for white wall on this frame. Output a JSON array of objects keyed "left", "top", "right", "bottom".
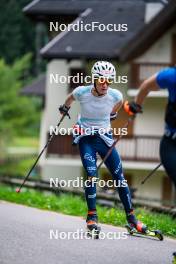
[
  {"left": 40, "top": 59, "right": 86, "bottom": 178},
  {"left": 134, "top": 98, "right": 167, "bottom": 136},
  {"left": 129, "top": 170, "right": 164, "bottom": 202},
  {"left": 136, "top": 32, "right": 171, "bottom": 63},
  {"left": 38, "top": 110, "right": 47, "bottom": 165},
  {"left": 41, "top": 163, "right": 82, "bottom": 182},
  {"left": 45, "top": 59, "right": 84, "bottom": 130},
  {"left": 136, "top": 25, "right": 176, "bottom": 64}
]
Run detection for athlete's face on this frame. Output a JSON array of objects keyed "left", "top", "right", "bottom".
[{"left": 95, "top": 78, "right": 112, "bottom": 95}]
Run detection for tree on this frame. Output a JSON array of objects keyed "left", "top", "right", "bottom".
[
  {"left": 0, "top": 0, "right": 35, "bottom": 64},
  {"left": 0, "top": 54, "right": 41, "bottom": 147}
]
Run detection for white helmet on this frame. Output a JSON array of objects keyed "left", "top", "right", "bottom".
[{"left": 91, "top": 61, "right": 116, "bottom": 80}]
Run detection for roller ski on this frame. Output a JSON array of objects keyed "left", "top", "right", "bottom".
[
  {"left": 86, "top": 211, "right": 101, "bottom": 239},
  {"left": 125, "top": 210, "right": 163, "bottom": 241}
]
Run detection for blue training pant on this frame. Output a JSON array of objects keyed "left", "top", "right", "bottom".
[{"left": 78, "top": 135, "right": 132, "bottom": 214}]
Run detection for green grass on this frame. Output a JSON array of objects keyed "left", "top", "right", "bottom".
[
  {"left": 0, "top": 185, "right": 176, "bottom": 238},
  {"left": 0, "top": 157, "right": 39, "bottom": 178},
  {"left": 8, "top": 137, "right": 39, "bottom": 148}
]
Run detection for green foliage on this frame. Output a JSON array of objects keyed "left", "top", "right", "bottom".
[
  {"left": 9, "top": 137, "right": 39, "bottom": 148},
  {"left": 0, "top": 185, "right": 176, "bottom": 238},
  {"left": 0, "top": 0, "right": 35, "bottom": 64},
  {"left": 0, "top": 157, "right": 39, "bottom": 178},
  {"left": 0, "top": 54, "right": 41, "bottom": 152}
]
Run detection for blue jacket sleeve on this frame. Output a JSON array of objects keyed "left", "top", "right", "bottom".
[{"left": 156, "top": 68, "right": 176, "bottom": 89}]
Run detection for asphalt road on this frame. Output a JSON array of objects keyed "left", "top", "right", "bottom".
[{"left": 0, "top": 201, "right": 175, "bottom": 264}]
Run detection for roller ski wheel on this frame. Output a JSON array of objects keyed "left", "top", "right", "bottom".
[
  {"left": 125, "top": 224, "right": 164, "bottom": 241},
  {"left": 173, "top": 252, "right": 176, "bottom": 264},
  {"left": 153, "top": 230, "right": 164, "bottom": 241},
  {"left": 86, "top": 222, "right": 101, "bottom": 239}
]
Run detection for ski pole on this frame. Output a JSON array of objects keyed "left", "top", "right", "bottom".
[
  {"left": 141, "top": 162, "right": 162, "bottom": 185},
  {"left": 16, "top": 113, "right": 68, "bottom": 193},
  {"left": 97, "top": 116, "right": 135, "bottom": 171}
]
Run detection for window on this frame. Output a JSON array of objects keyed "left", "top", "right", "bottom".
[
  {"left": 171, "top": 34, "right": 176, "bottom": 64},
  {"left": 68, "top": 68, "right": 86, "bottom": 92}
]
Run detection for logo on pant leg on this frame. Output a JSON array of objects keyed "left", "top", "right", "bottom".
[
  {"left": 88, "top": 193, "right": 96, "bottom": 198},
  {"left": 114, "top": 162, "right": 122, "bottom": 174},
  {"left": 84, "top": 153, "right": 96, "bottom": 163},
  {"left": 87, "top": 166, "right": 97, "bottom": 172}
]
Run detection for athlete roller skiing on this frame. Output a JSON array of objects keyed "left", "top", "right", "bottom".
[
  {"left": 125, "top": 67, "right": 176, "bottom": 189},
  {"left": 59, "top": 61, "right": 147, "bottom": 238},
  {"left": 125, "top": 66, "right": 176, "bottom": 252}
]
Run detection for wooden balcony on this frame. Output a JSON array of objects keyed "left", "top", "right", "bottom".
[
  {"left": 130, "top": 62, "right": 172, "bottom": 88},
  {"left": 46, "top": 134, "right": 161, "bottom": 162}
]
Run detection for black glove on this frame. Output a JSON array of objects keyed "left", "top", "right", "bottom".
[
  {"left": 124, "top": 101, "right": 143, "bottom": 115},
  {"left": 110, "top": 112, "right": 118, "bottom": 121},
  {"left": 59, "top": 104, "right": 71, "bottom": 119}
]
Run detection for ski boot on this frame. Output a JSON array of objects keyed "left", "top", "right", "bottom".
[
  {"left": 125, "top": 210, "right": 163, "bottom": 241},
  {"left": 86, "top": 210, "right": 101, "bottom": 239},
  {"left": 126, "top": 209, "right": 148, "bottom": 233}
]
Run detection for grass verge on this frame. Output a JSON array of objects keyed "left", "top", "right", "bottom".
[
  {"left": 0, "top": 157, "right": 40, "bottom": 179},
  {"left": 8, "top": 137, "right": 39, "bottom": 148},
  {"left": 0, "top": 185, "right": 175, "bottom": 238}
]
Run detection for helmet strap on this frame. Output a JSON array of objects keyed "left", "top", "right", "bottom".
[{"left": 94, "top": 81, "right": 104, "bottom": 97}]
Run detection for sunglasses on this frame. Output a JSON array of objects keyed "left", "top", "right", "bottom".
[{"left": 97, "top": 78, "right": 113, "bottom": 84}]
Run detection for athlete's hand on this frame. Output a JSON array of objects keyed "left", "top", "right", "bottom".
[
  {"left": 124, "top": 101, "right": 143, "bottom": 116},
  {"left": 59, "top": 104, "right": 71, "bottom": 119}
]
